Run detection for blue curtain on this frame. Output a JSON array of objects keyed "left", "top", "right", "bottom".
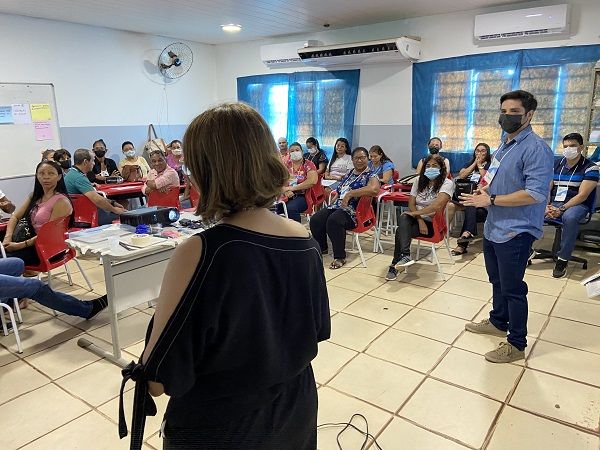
[
  {"left": 412, "top": 44, "right": 600, "bottom": 171},
  {"left": 238, "top": 70, "right": 360, "bottom": 158}
]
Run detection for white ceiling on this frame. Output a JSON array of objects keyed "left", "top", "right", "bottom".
[{"left": 0, "top": 0, "right": 532, "bottom": 44}]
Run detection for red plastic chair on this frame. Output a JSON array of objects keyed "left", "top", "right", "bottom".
[
  {"left": 349, "top": 196, "right": 376, "bottom": 267},
  {"left": 147, "top": 187, "right": 181, "bottom": 209},
  {"left": 25, "top": 216, "right": 93, "bottom": 292},
  {"left": 69, "top": 194, "right": 98, "bottom": 231},
  {"left": 412, "top": 208, "right": 455, "bottom": 280},
  {"left": 189, "top": 187, "right": 201, "bottom": 208}
]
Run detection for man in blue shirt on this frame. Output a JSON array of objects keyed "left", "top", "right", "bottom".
[
  {"left": 542, "top": 132, "right": 599, "bottom": 278},
  {"left": 461, "top": 90, "right": 554, "bottom": 363}
]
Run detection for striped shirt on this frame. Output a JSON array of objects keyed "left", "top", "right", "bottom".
[{"left": 550, "top": 156, "right": 599, "bottom": 210}]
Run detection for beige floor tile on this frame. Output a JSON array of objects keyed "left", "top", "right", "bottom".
[
  {"left": 368, "top": 282, "right": 435, "bottom": 306},
  {"left": 328, "top": 312, "right": 386, "bottom": 351},
  {"left": 317, "top": 386, "right": 392, "bottom": 450},
  {"left": 560, "top": 280, "right": 595, "bottom": 302},
  {"left": 438, "top": 276, "right": 492, "bottom": 301},
  {"left": 528, "top": 340, "right": 600, "bottom": 387},
  {"left": 414, "top": 256, "right": 475, "bottom": 275},
  {"left": 431, "top": 348, "right": 522, "bottom": 401},
  {"left": 395, "top": 269, "right": 449, "bottom": 289},
  {"left": 124, "top": 340, "right": 146, "bottom": 359},
  {"left": 471, "top": 306, "right": 547, "bottom": 338},
  {"left": 366, "top": 328, "right": 448, "bottom": 373},
  {"left": 146, "top": 432, "right": 162, "bottom": 449},
  {"left": 327, "top": 271, "right": 386, "bottom": 294},
  {"left": 98, "top": 387, "right": 170, "bottom": 439},
  {"left": 24, "top": 334, "right": 103, "bottom": 380},
  {"left": 9, "top": 304, "right": 54, "bottom": 330},
  {"left": 91, "top": 281, "right": 107, "bottom": 295},
  {"left": 540, "top": 317, "right": 600, "bottom": 355},
  {"left": 376, "top": 417, "right": 470, "bottom": 450},
  {"left": 326, "top": 285, "right": 365, "bottom": 311},
  {"left": 329, "top": 353, "right": 424, "bottom": 412},
  {"left": 0, "top": 317, "right": 82, "bottom": 356},
  {"left": 417, "top": 291, "right": 487, "bottom": 320},
  {"left": 399, "top": 379, "right": 501, "bottom": 448},
  {"left": 453, "top": 332, "right": 535, "bottom": 366},
  {"left": 0, "top": 383, "right": 90, "bottom": 449},
  {"left": 342, "top": 295, "right": 411, "bottom": 325},
  {"left": 487, "top": 406, "right": 599, "bottom": 450},
  {"left": 469, "top": 253, "right": 486, "bottom": 266},
  {"left": 454, "top": 262, "right": 489, "bottom": 281},
  {"left": 312, "top": 341, "right": 358, "bottom": 385},
  {"left": 510, "top": 369, "right": 600, "bottom": 431},
  {"left": 528, "top": 291, "right": 558, "bottom": 315},
  {"left": 323, "top": 265, "right": 349, "bottom": 282},
  {"left": 0, "top": 344, "right": 18, "bottom": 367},
  {"left": 89, "top": 311, "right": 152, "bottom": 348},
  {"left": 350, "top": 255, "right": 396, "bottom": 278},
  {"left": 21, "top": 411, "right": 132, "bottom": 449},
  {"left": 524, "top": 272, "right": 567, "bottom": 296},
  {"left": 393, "top": 309, "right": 465, "bottom": 344},
  {"left": 56, "top": 358, "right": 129, "bottom": 406},
  {"left": 0, "top": 360, "right": 50, "bottom": 405},
  {"left": 526, "top": 259, "right": 573, "bottom": 279},
  {"left": 551, "top": 297, "right": 600, "bottom": 326}
]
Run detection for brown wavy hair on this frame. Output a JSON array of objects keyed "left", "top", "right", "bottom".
[
  {"left": 417, "top": 154, "right": 447, "bottom": 194},
  {"left": 183, "top": 102, "right": 289, "bottom": 220}
]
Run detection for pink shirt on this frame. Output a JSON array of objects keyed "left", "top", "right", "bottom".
[
  {"left": 166, "top": 154, "right": 183, "bottom": 171},
  {"left": 144, "top": 165, "right": 180, "bottom": 194},
  {"left": 30, "top": 193, "right": 70, "bottom": 232}
]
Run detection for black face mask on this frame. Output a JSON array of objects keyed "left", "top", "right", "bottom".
[
  {"left": 498, "top": 113, "right": 524, "bottom": 134},
  {"left": 428, "top": 146, "right": 440, "bottom": 155},
  {"left": 59, "top": 160, "right": 72, "bottom": 169},
  {"left": 94, "top": 150, "right": 106, "bottom": 158}
]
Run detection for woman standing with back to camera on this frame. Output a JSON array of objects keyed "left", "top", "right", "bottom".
[{"left": 120, "top": 102, "right": 330, "bottom": 450}]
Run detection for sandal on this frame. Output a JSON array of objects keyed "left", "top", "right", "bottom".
[
  {"left": 330, "top": 259, "right": 346, "bottom": 270},
  {"left": 451, "top": 247, "right": 468, "bottom": 256},
  {"left": 457, "top": 233, "right": 474, "bottom": 246}
]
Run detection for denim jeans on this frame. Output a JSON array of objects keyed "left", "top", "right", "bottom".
[
  {"left": 550, "top": 202, "right": 589, "bottom": 260},
  {"left": 484, "top": 233, "right": 535, "bottom": 351},
  {"left": 277, "top": 195, "right": 308, "bottom": 223},
  {"left": 0, "top": 258, "right": 92, "bottom": 318},
  {"left": 309, "top": 208, "right": 355, "bottom": 259}
]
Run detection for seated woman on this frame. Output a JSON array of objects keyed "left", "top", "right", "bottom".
[
  {"left": 323, "top": 137, "right": 353, "bottom": 200},
  {"left": 276, "top": 142, "right": 318, "bottom": 222},
  {"left": 2, "top": 160, "right": 73, "bottom": 266},
  {"left": 167, "top": 139, "right": 185, "bottom": 183},
  {"left": 310, "top": 147, "right": 380, "bottom": 269},
  {"left": 41, "top": 149, "right": 55, "bottom": 162},
  {"left": 52, "top": 148, "right": 72, "bottom": 174},
  {"left": 368, "top": 145, "right": 395, "bottom": 184},
  {"left": 450, "top": 143, "right": 491, "bottom": 256},
  {"left": 118, "top": 141, "right": 150, "bottom": 181},
  {"left": 89, "top": 139, "right": 120, "bottom": 183},
  {"left": 386, "top": 154, "right": 454, "bottom": 281},
  {"left": 123, "top": 103, "right": 329, "bottom": 450},
  {"left": 415, "top": 137, "right": 451, "bottom": 175},
  {"left": 143, "top": 150, "right": 181, "bottom": 195},
  {"left": 304, "top": 137, "right": 328, "bottom": 176}
]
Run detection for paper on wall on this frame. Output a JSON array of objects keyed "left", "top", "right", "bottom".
[
  {"left": 34, "top": 121, "right": 53, "bottom": 141},
  {"left": 11, "top": 103, "right": 31, "bottom": 124},
  {"left": 30, "top": 103, "right": 52, "bottom": 121},
  {"left": 0, "top": 105, "right": 13, "bottom": 124}
]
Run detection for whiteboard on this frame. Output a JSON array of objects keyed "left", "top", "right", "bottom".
[{"left": 0, "top": 83, "right": 61, "bottom": 179}]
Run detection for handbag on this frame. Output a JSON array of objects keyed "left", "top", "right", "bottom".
[
  {"left": 454, "top": 178, "right": 478, "bottom": 200},
  {"left": 141, "top": 125, "right": 167, "bottom": 162},
  {"left": 12, "top": 216, "right": 36, "bottom": 243}
]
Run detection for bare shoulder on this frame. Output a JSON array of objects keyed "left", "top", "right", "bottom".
[{"left": 277, "top": 216, "right": 310, "bottom": 238}]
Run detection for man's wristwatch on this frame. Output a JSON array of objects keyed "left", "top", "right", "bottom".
[
  {"left": 490, "top": 194, "right": 497, "bottom": 206},
  {"left": 559, "top": 205, "right": 567, "bottom": 213}
]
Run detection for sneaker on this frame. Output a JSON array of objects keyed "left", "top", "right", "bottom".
[
  {"left": 464, "top": 319, "right": 506, "bottom": 337},
  {"left": 394, "top": 255, "right": 415, "bottom": 268},
  {"left": 385, "top": 266, "right": 398, "bottom": 281},
  {"left": 553, "top": 258, "right": 568, "bottom": 278},
  {"left": 485, "top": 341, "right": 525, "bottom": 363},
  {"left": 528, "top": 248, "right": 536, "bottom": 262}
]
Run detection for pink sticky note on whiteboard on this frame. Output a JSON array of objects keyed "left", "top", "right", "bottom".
[{"left": 34, "top": 121, "right": 53, "bottom": 141}]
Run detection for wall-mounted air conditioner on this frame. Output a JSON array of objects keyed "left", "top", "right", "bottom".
[
  {"left": 474, "top": 4, "right": 569, "bottom": 41},
  {"left": 260, "top": 40, "right": 321, "bottom": 68},
  {"left": 297, "top": 37, "right": 422, "bottom": 67}
]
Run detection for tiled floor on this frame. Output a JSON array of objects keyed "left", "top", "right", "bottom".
[{"left": 1, "top": 232, "right": 600, "bottom": 449}]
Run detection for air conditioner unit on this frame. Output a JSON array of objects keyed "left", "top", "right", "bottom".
[
  {"left": 297, "top": 37, "right": 422, "bottom": 67},
  {"left": 260, "top": 40, "right": 321, "bottom": 68},
  {"left": 474, "top": 4, "right": 569, "bottom": 41}
]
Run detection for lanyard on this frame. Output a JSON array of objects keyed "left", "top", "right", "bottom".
[
  {"left": 341, "top": 167, "right": 368, "bottom": 189},
  {"left": 493, "top": 141, "right": 518, "bottom": 164},
  {"left": 557, "top": 158, "right": 579, "bottom": 186}
]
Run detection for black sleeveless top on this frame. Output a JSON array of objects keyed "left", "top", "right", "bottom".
[{"left": 120, "top": 223, "right": 330, "bottom": 447}]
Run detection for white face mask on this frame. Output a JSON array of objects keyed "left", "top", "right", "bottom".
[
  {"left": 124, "top": 150, "right": 136, "bottom": 158},
  {"left": 563, "top": 146, "right": 579, "bottom": 160},
  {"left": 171, "top": 149, "right": 183, "bottom": 156},
  {"left": 309, "top": 146, "right": 318, "bottom": 154},
  {"left": 290, "top": 151, "right": 303, "bottom": 161}
]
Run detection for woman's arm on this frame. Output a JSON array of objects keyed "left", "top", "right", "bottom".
[
  {"left": 343, "top": 177, "right": 380, "bottom": 201},
  {"left": 142, "top": 236, "right": 203, "bottom": 396},
  {"left": 381, "top": 168, "right": 393, "bottom": 184},
  {"left": 412, "top": 192, "right": 451, "bottom": 217},
  {"left": 290, "top": 170, "right": 318, "bottom": 192},
  {"left": 48, "top": 197, "right": 73, "bottom": 221},
  {"left": 317, "top": 162, "right": 327, "bottom": 175},
  {"left": 458, "top": 162, "right": 477, "bottom": 179}
]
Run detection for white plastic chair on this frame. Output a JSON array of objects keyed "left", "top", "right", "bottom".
[{"left": 0, "top": 243, "right": 23, "bottom": 353}]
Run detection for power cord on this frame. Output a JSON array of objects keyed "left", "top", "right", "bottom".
[{"left": 317, "top": 413, "right": 384, "bottom": 450}]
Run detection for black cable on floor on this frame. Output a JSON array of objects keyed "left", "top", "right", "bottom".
[{"left": 317, "top": 413, "right": 384, "bottom": 450}]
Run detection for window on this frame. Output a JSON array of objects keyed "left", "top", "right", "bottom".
[{"left": 238, "top": 70, "right": 360, "bottom": 156}]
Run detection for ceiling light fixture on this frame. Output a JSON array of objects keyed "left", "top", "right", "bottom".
[{"left": 221, "top": 24, "right": 242, "bottom": 33}]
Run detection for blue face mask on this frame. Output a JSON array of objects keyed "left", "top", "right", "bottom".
[{"left": 424, "top": 167, "right": 441, "bottom": 180}]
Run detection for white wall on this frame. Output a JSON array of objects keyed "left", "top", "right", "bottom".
[{"left": 214, "top": 0, "right": 600, "bottom": 174}]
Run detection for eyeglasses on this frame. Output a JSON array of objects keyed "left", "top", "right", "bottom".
[{"left": 352, "top": 155, "right": 368, "bottom": 161}]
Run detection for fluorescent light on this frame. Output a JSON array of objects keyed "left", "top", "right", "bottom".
[
  {"left": 221, "top": 24, "right": 242, "bottom": 32},
  {"left": 525, "top": 13, "right": 543, "bottom": 17}
]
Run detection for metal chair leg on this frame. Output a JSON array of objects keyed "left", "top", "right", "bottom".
[
  {"left": 65, "top": 263, "right": 73, "bottom": 286},
  {"left": 0, "top": 302, "right": 23, "bottom": 353},
  {"left": 354, "top": 234, "right": 367, "bottom": 268},
  {"left": 74, "top": 259, "right": 94, "bottom": 291}
]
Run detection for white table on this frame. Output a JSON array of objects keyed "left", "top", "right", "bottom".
[{"left": 67, "top": 216, "right": 199, "bottom": 366}]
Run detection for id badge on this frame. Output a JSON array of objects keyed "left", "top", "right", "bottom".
[
  {"left": 554, "top": 185, "right": 568, "bottom": 202},
  {"left": 100, "top": 170, "right": 109, "bottom": 177},
  {"left": 339, "top": 185, "right": 350, "bottom": 200},
  {"left": 483, "top": 158, "right": 500, "bottom": 185},
  {"left": 470, "top": 172, "right": 481, "bottom": 183}
]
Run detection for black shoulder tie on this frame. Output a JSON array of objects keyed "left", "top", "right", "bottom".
[{"left": 118, "top": 361, "right": 157, "bottom": 450}]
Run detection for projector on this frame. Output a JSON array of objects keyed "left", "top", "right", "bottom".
[{"left": 119, "top": 207, "right": 180, "bottom": 227}]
